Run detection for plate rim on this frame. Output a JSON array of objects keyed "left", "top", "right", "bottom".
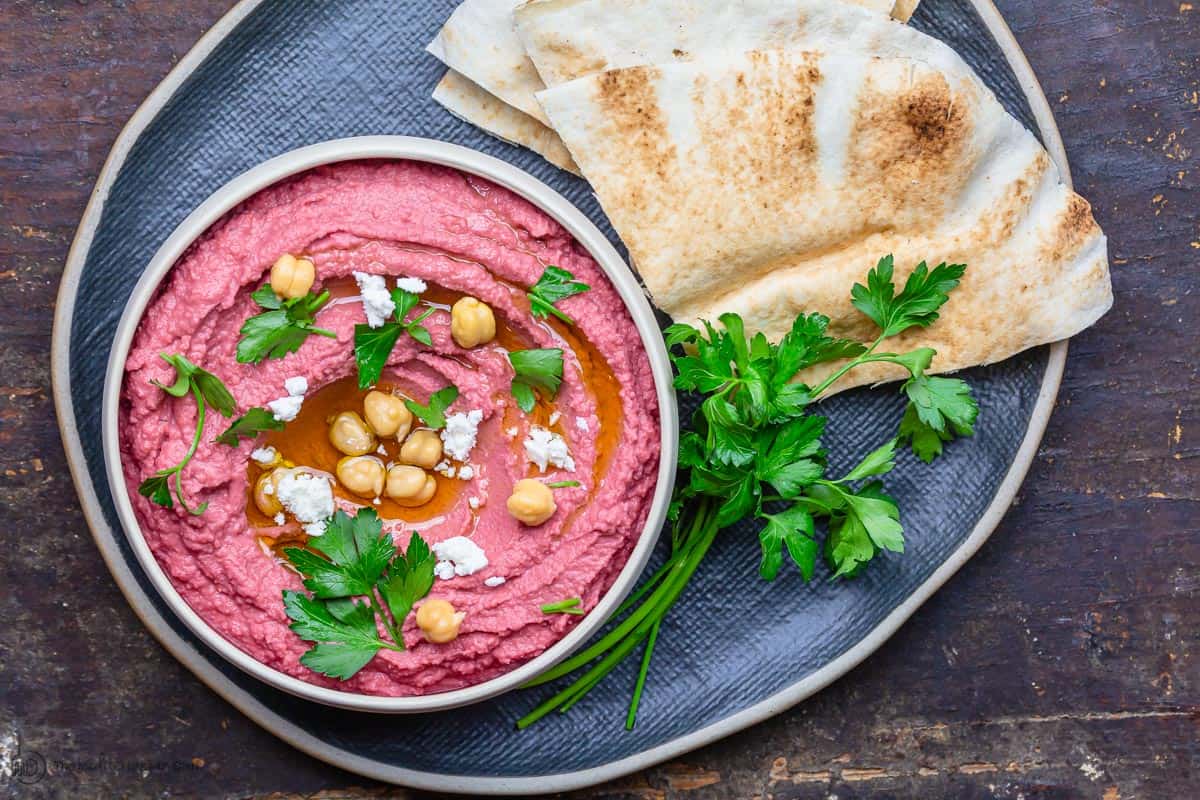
[{"left": 50, "top": 0, "right": 1071, "bottom": 793}]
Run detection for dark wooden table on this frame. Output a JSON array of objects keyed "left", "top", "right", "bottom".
[{"left": 3, "top": 1, "right": 1196, "bottom": 798}]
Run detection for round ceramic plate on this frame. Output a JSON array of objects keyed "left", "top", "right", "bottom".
[{"left": 52, "top": 0, "right": 1072, "bottom": 794}]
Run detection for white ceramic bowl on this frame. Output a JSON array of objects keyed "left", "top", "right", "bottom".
[{"left": 101, "top": 136, "right": 678, "bottom": 713}]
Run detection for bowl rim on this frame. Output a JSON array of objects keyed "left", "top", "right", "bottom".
[{"left": 100, "top": 135, "right": 679, "bottom": 714}]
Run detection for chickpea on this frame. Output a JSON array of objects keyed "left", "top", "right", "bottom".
[
  {"left": 506, "top": 478, "right": 557, "bottom": 526},
  {"left": 269, "top": 253, "right": 316, "bottom": 299},
  {"left": 416, "top": 598, "right": 465, "bottom": 644},
  {"left": 363, "top": 390, "right": 412, "bottom": 439},
  {"left": 399, "top": 429, "right": 442, "bottom": 469},
  {"left": 328, "top": 411, "right": 377, "bottom": 456},
  {"left": 385, "top": 465, "right": 437, "bottom": 506},
  {"left": 336, "top": 456, "right": 385, "bottom": 498},
  {"left": 253, "top": 469, "right": 284, "bottom": 516},
  {"left": 450, "top": 296, "right": 496, "bottom": 348}
]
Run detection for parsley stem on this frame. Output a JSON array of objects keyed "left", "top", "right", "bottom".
[
  {"left": 173, "top": 383, "right": 208, "bottom": 515},
  {"left": 522, "top": 504, "right": 713, "bottom": 689},
  {"left": 517, "top": 499, "right": 719, "bottom": 729},
  {"left": 808, "top": 333, "right": 889, "bottom": 400},
  {"left": 368, "top": 590, "right": 404, "bottom": 647},
  {"left": 625, "top": 618, "right": 661, "bottom": 730},
  {"left": 311, "top": 327, "right": 338, "bottom": 338}
]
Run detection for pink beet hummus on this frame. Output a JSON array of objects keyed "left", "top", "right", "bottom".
[{"left": 119, "top": 160, "right": 661, "bottom": 696}]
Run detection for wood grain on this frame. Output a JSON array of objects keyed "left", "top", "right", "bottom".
[{"left": 1, "top": 1, "right": 1196, "bottom": 798}]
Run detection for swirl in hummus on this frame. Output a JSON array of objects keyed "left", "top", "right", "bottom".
[{"left": 120, "top": 160, "right": 661, "bottom": 696}]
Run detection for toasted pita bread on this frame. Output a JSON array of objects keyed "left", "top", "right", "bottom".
[
  {"left": 427, "top": 0, "right": 551, "bottom": 124},
  {"left": 515, "top": 0, "right": 923, "bottom": 90},
  {"left": 427, "top": 0, "right": 917, "bottom": 130},
  {"left": 537, "top": 50, "right": 1111, "bottom": 391},
  {"left": 432, "top": 70, "right": 580, "bottom": 173}
]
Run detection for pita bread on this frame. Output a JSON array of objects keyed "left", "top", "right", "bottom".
[
  {"left": 432, "top": 69, "right": 580, "bottom": 173},
  {"left": 427, "top": 0, "right": 916, "bottom": 130},
  {"left": 515, "top": 0, "right": 923, "bottom": 91},
  {"left": 537, "top": 50, "right": 1111, "bottom": 391},
  {"left": 427, "top": 0, "right": 551, "bottom": 124}
]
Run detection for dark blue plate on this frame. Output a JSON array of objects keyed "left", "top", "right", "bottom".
[{"left": 53, "top": 0, "right": 1071, "bottom": 792}]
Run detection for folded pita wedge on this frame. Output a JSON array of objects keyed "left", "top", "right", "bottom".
[
  {"left": 427, "top": 0, "right": 919, "bottom": 134},
  {"left": 515, "top": 0, "right": 923, "bottom": 90},
  {"left": 537, "top": 50, "right": 1111, "bottom": 391},
  {"left": 427, "top": 0, "right": 552, "bottom": 124},
  {"left": 432, "top": 69, "right": 580, "bottom": 174}
]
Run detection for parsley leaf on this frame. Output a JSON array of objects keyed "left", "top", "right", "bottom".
[
  {"left": 376, "top": 531, "right": 437, "bottom": 627},
  {"left": 758, "top": 506, "right": 817, "bottom": 581},
  {"left": 281, "top": 508, "right": 437, "bottom": 680},
  {"left": 282, "top": 509, "right": 395, "bottom": 599},
  {"left": 851, "top": 256, "right": 967, "bottom": 338},
  {"left": 215, "top": 407, "right": 284, "bottom": 446},
  {"left": 528, "top": 266, "right": 590, "bottom": 324},
  {"left": 352, "top": 288, "right": 437, "bottom": 387},
  {"left": 404, "top": 385, "right": 459, "bottom": 430},
  {"left": 138, "top": 353, "right": 238, "bottom": 515},
  {"left": 282, "top": 591, "right": 389, "bottom": 680},
  {"left": 237, "top": 286, "right": 336, "bottom": 364},
  {"left": 509, "top": 348, "right": 563, "bottom": 413}
]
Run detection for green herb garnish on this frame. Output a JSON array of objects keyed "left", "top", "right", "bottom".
[
  {"left": 517, "top": 256, "right": 978, "bottom": 730},
  {"left": 237, "top": 285, "right": 336, "bottom": 363},
  {"left": 547, "top": 480, "right": 581, "bottom": 489},
  {"left": 541, "top": 597, "right": 584, "bottom": 616},
  {"left": 215, "top": 406, "right": 284, "bottom": 446},
  {"left": 528, "top": 266, "right": 590, "bottom": 324},
  {"left": 281, "top": 508, "right": 435, "bottom": 680},
  {"left": 509, "top": 348, "right": 564, "bottom": 413},
  {"left": 137, "top": 353, "right": 237, "bottom": 514},
  {"left": 353, "top": 288, "right": 437, "bottom": 388},
  {"left": 404, "top": 385, "right": 459, "bottom": 430}
]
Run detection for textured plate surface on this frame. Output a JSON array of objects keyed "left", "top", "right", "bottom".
[{"left": 52, "top": 0, "right": 1070, "bottom": 793}]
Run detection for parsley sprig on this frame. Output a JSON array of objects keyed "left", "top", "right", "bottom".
[
  {"left": 215, "top": 406, "right": 284, "bottom": 446},
  {"left": 509, "top": 348, "right": 564, "bottom": 413},
  {"left": 137, "top": 353, "right": 236, "bottom": 515},
  {"left": 237, "top": 285, "right": 336, "bottom": 364},
  {"left": 528, "top": 266, "right": 590, "bottom": 324},
  {"left": 404, "top": 386, "right": 459, "bottom": 430},
  {"left": 517, "top": 256, "right": 979, "bottom": 730},
  {"left": 281, "top": 508, "right": 436, "bottom": 680},
  {"left": 354, "top": 288, "right": 437, "bottom": 388}
]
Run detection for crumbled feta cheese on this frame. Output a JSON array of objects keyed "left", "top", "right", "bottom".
[
  {"left": 395, "top": 276, "right": 428, "bottom": 294},
  {"left": 484, "top": 576, "right": 506, "bottom": 587},
  {"left": 275, "top": 471, "right": 334, "bottom": 536},
  {"left": 505, "top": 426, "right": 519, "bottom": 438},
  {"left": 353, "top": 271, "right": 395, "bottom": 328},
  {"left": 524, "top": 426, "right": 575, "bottom": 472},
  {"left": 548, "top": 411, "right": 561, "bottom": 426},
  {"left": 267, "top": 395, "right": 303, "bottom": 422},
  {"left": 376, "top": 443, "right": 388, "bottom": 456},
  {"left": 261, "top": 482, "right": 274, "bottom": 496},
  {"left": 441, "top": 409, "right": 484, "bottom": 461},
  {"left": 273, "top": 512, "right": 286, "bottom": 525},
  {"left": 250, "top": 446, "right": 277, "bottom": 464},
  {"left": 268, "top": 377, "right": 308, "bottom": 422},
  {"left": 575, "top": 416, "right": 590, "bottom": 432},
  {"left": 433, "top": 536, "right": 488, "bottom": 579},
  {"left": 468, "top": 496, "right": 480, "bottom": 510},
  {"left": 284, "top": 376, "right": 308, "bottom": 397},
  {"left": 457, "top": 465, "right": 475, "bottom": 480}
]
